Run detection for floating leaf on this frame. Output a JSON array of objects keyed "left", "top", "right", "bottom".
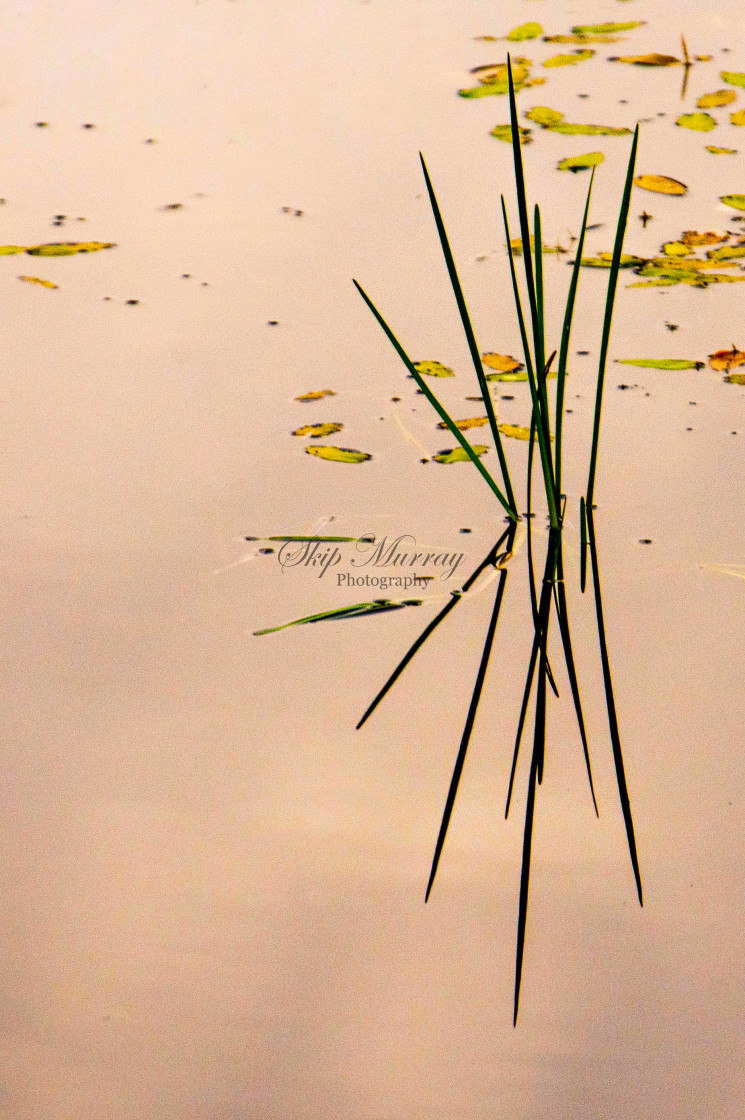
[
  {"left": 721, "top": 194, "right": 745, "bottom": 211},
  {"left": 697, "top": 90, "right": 736, "bottom": 108},
  {"left": 498, "top": 423, "right": 532, "bottom": 441},
  {"left": 525, "top": 105, "right": 564, "bottom": 125},
  {"left": 558, "top": 151, "right": 604, "bottom": 172},
  {"left": 25, "top": 241, "right": 116, "bottom": 256},
  {"left": 681, "top": 230, "right": 728, "bottom": 246},
  {"left": 731, "top": 110, "right": 745, "bottom": 126},
  {"left": 305, "top": 445, "right": 371, "bottom": 463},
  {"left": 0, "top": 245, "right": 27, "bottom": 255},
  {"left": 295, "top": 389, "right": 336, "bottom": 402},
  {"left": 485, "top": 370, "right": 529, "bottom": 382},
  {"left": 506, "top": 22, "right": 542, "bottom": 41},
  {"left": 459, "top": 77, "right": 545, "bottom": 98},
  {"left": 662, "top": 241, "right": 693, "bottom": 257},
  {"left": 576, "top": 253, "right": 645, "bottom": 268},
  {"left": 508, "top": 236, "right": 565, "bottom": 255},
  {"left": 724, "top": 372, "right": 745, "bottom": 384},
  {"left": 706, "top": 245, "right": 745, "bottom": 260},
  {"left": 706, "top": 145, "right": 738, "bottom": 154},
  {"left": 472, "top": 61, "right": 530, "bottom": 85},
  {"left": 676, "top": 112, "right": 717, "bottom": 132},
  {"left": 18, "top": 275, "right": 58, "bottom": 289},
  {"left": 708, "top": 347, "right": 745, "bottom": 370},
  {"left": 436, "top": 416, "right": 489, "bottom": 430},
  {"left": 721, "top": 72, "right": 745, "bottom": 88},
  {"left": 481, "top": 352, "right": 523, "bottom": 373},
  {"left": 543, "top": 34, "right": 622, "bottom": 44},
  {"left": 414, "top": 360, "right": 455, "bottom": 377},
  {"left": 546, "top": 121, "right": 632, "bottom": 136},
  {"left": 543, "top": 50, "right": 595, "bottom": 68},
  {"left": 292, "top": 422, "right": 343, "bottom": 438},
  {"left": 616, "top": 358, "right": 704, "bottom": 370},
  {"left": 640, "top": 258, "right": 737, "bottom": 272},
  {"left": 611, "top": 53, "right": 680, "bottom": 66},
  {"left": 490, "top": 123, "right": 532, "bottom": 143},
  {"left": 633, "top": 174, "right": 687, "bottom": 195},
  {"left": 572, "top": 21, "right": 644, "bottom": 34},
  {"left": 434, "top": 444, "right": 488, "bottom": 463}
]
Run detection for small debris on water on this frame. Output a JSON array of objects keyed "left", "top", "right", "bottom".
[
  {"left": 577, "top": 350, "right": 590, "bottom": 355},
  {"left": 259, "top": 548, "right": 274, "bottom": 554},
  {"left": 126, "top": 299, "right": 140, "bottom": 305},
  {"left": 459, "top": 528, "right": 472, "bottom": 533},
  {"left": 665, "top": 322, "right": 679, "bottom": 330},
  {"left": 35, "top": 121, "right": 48, "bottom": 128},
  {"left": 267, "top": 320, "right": 279, "bottom": 325},
  {"left": 639, "top": 538, "right": 653, "bottom": 544},
  {"left": 82, "top": 123, "right": 95, "bottom": 129}
]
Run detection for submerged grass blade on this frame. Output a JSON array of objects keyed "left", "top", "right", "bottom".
[
  {"left": 586, "top": 124, "right": 639, "bottom": 509},
  {"left": 425, "top": 543, "right": 513, "bottom": 901},
  {"left": 586, "top": 508, "right": 643, "bottom": 903},
  {"left": 353, "top": 280, "right": 517, "bottom": 519},
  {"left": 254, "top": 599, "right": 419, "bottom": 635},
  {"left": 419, "top": 155, "right": 518, "bottom": 516},
  {"left": 357, "top": 530, "right": 512, "bottom": 729}
]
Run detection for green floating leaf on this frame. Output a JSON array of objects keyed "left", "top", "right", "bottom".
[
  {"left": 721, "top": 72, "right": 745, "bottom": 88},
  {"left": 490, "top": 123, "right": 532, "bottom": 143},
  {"left": 697, "top": 90, "right": 736, "bottom": 108},
  {"left": 721, "top": 193, "right": 745, "bottom": 210},
  {"left": 572, "top": 21, "right": 644, "bottom": 34},
  {"left": 706, "top": 244, "right": 745, "bottom": 259},
  {"left": 507, "top": 22, "right": 543, "bottom": 41},
  {"left": 676, "top": 112, "right": 717, "bottom": 132},
  {"left": 546, "top": 121, "right": 632, "bottom": 136},
  {"left": 633, "top": 174, "right": 687, "bottom": 195},
  {"left": 292, "top": 422, "right": 343, "bottom": 438},
  {"left": 724, "top": 372, "right": 745, "bottom": 384},
  {"left": 525, "top": 105, "right": 564, "bottom": 125},
  {"left": 26, "top": 241, "right": 116, "bottom": 256},
  {"left": 0, "top": 245, "right": 27, "bottom": 255},
  {"left": 434, "top": 444, "right": 488, "bottom": 463},
  {"left": 706, "top": 145, "right": 738, "bottom": 154},
  {"left": 576, "top": 253, "right": 645, "bottom": 268},
  {"left": 558, "top": 151, "right": 604, "bottom": 172},
  {"left": 305, "top": 445, "right": 371, "bottom": 463},
  {"left": 413, "top": 360, "right": 455, "bottom": 377},
  {"left": 459, "top": 77, "right": 544, "bottom": 98},
  {"left": 254, "top": 598, "right": 422, "bottom": 635},
  {"left": 731, "top": 110, "right": 745, "bottom": 126},
  {"left": 616, "top": 358, "right": 704, "bottom": 370},
  {"left": 544, "top": 50, "right": 595, "bottom": 68}
]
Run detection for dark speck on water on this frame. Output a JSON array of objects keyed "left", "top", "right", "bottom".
[
  {"left": 639, "top": 539, "right": 653, "bottom": 544},
  {"left": 267, "top": 320, "right": 279, "bottom": 325},
  {"left": 126, "top": 299, "right": 140, "bottom": 305},
  {"left": 577, "top": 350, "right": 589, "bottom": 355},
  {"left": 181, "top": 273, "right": 191, "bottom": 279},
  {"left": 391, "top": 396, "right": 401, "bottom": 401},
  {"left": 459, "top": 528, "right": 472, "bottom": 533},
  {"left": 501, "top": 394, "right": 514, "bottom": 400},
  {"left": 259, "top": 548, "right": 274, "bottom": 554},
  {"left": 82, "top": 123, "right": 95, "bottom": 129}
]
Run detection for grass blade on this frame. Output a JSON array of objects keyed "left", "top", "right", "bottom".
[
  {"left": 254, "top": 598, "right": 420, "bottom": 636},
  {"left": 353, "top": 279, "right": 517, "bottom": 519},
  {"left": 586, "top": 507, "right": 643, "bottom": 903},
  {"left": 585, "top": 124, "right": 639, "bottom": 510},
  {"left": 580, "top": 496, "right": 588, "bottom": 593},
  {"left": 513, "top": 731, "right": 539, "bottom": 1026},
  {"left": 419, "top": 154, "right": 518, "bottom": 517},
  {"left": 533, "top": 204, "right": 546, "bottom": 392},
  {"left": 425, "top": 546, "right": 513, "bottom": 901},
  {"left": 555, "top": 167, "right": 595, "bottom": 498},
  {"left": 507, "top": 56, "right": 540, "bottom": 373}
]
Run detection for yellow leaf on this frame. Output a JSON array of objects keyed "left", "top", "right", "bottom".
[
  {"left": 633, "top": 174, "right": 687, "bottom": 196},
  {"left": 481, "top": 352, "right": 524, "bottom": 373},
  {"left": 295, "top": 389, "right": 336, "bottom": 401},
  {"left": 731, "top": 110, "right": 745, "bottom": 126},
  {"left": 305, "top": 445, "right": 371, "bottom": 463},
  {"left": 436, "top": 416, "right": 489, "bottom": 431},
  {"left": 413, "top": 360, "right": 455, "bottom": 377},
  {"left": 18, "top": 275, "right": 58, "bottom": 289},
  {"left": 612, "top": 53, "right": 680, "bottom": 66},
  {"left": 433, "top": 445, "right": 488, "bottom": 464},
  {"left": 706, "top": 145, "right": 738, "bottom": 154},
  {"left": 662, "top": 241, "right": 693, "bottom": 257},
  {"left": 25, "top": 241, "right": 116, "bottom": 256},
  {"left": 697, "top": 90, "right": 736, "bottom": 108},
  {"left": 292, "top": 422, "right": 343, "bottom": 438},
  {"left": 708, "top": 347, "right": 745, "bottom": 371},
  {"left": 680, "top": 230, "right": 728, "bottom": 246},
  {"left": 0, "top": 245, "right": 27, "bottom": 255},
  {"left": 498, "top": 423, "right": 532, "bottom": 441}
]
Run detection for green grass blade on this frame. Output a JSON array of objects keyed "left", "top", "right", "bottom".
[
  {"left": 425, "top": 555, "right": 512, "bottom": 901},
  {"left": 254, "top": 599, "right": 417, "bottom": 636},
  {"left": 513, "top": 730, "right": 539, "bottom": 1026},
  {"left": 507, "top": 56, "right": 540, "bottom": 368},
  {"left": 353, "top": 279, "right": 517, "bottom": 520},
  {"left": 419, "top": 154, "right": 518, "bottom": 516},
  {"left": 586, "top": 508, "right": 643, "bottom": 903},
  {"left": 580, "top": 496, "right": 588, "bottom": 592},
  {"left": 585, "top": 124, "right": 640, "bottom": 509},
  {"left": 356, "top": 530, "right": 512, "bottom": 729},
  {"left": 556, "top": 167, "right": 595, "bottom": 497},
  {"left": 533, "top": 204, "right": 546, "bottom": 391},
  {"left": 505, "top": 636, "right": 539, "bottom": 819}
]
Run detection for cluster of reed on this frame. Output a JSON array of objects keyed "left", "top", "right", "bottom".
[{"left": 353, "top": 59, "right": 643, "bottom": 1025}]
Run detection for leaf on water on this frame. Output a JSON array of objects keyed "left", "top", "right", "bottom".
[
  {"left": 707, "top": 145, "right": 738, "bottom": 154},
  {"left": 721, "top": 72, "right": 745, "bottom": 88},
  {"left": 459, "top": 77, "right": 545, "bottom": 98},
  {"left": 433, "top": 445, "right": 488, "bottom": 463},
  {"left": 708, "top": 347, "right": 745, "bottom": 370},
  {"left": 643, "top": 257, "right": 736, "bottom": 271},
  {"left": 413, "top": 360, "right": 455, "bottom": 377},
  {"left": 611, "top": 53, "right": 680, "bottom": 66},
  {"left": 627, "top": 277, "right": 682, "bottom": 287},
  {"left": 292, "top": 422, "right": 343, "bottom": 437},
  {"left": 724, "top": 372, "right": 745, "bottom": 384},
  {"left": 0, "top": 245, "right": 27, "bottom": 255},
  {"left": 616, "top": 358, "right": 704, "bottom": 370},
  {"left": 707, "top": 245, "right": 745, "bottom": 261},
  {"left": 633, "top": 174, "right": 687, "bottom": 195},
  {"left": 436, "top": 416, "right": 490, "bottom": 430},
  {"left": 546, "top": 121, "right": 632, "bottom": 135},
  {"left": 662, "top": 241, "right": 693, "bottom": 256},
  {"left": 731, "top": 110, "right": 745, "bottom": 126},
  {"left": 676, "top": 112, "right": 717, "bottom": 132},
  {"left": 295, "top": 389, "right": 336, "bottom": 401},
  {"left": 472, "top": 61, "right": 530, "bottom": 84},
  {"left": 506, "top": 22, "right": 543, "bottom": 41},
  {"left": 498, "top": 423, "right": 533, "bottom": 441},
  {"left": 490, "top": 123, "right": 532, "bottom": 143},
  {"left": 572, "top": 21, "right": 645, "bottom": 34},
  {"left": 305, "top": 445, "right": 372, "bottom": 463},
  {"left": 697, "top": 90, "right": 736, "bottom": 108},
  {"left": 18, "top": 275, "right": 58, "bottom": 289},
  {"left": 525, "top": 105, "right": 564, "bottom": 125},
  {"left": 557, "top": 151, "right": 604, "bottom": 172},
  {"left": 543, "top": 50, "right": 595, "bottom": 68},
  {"left": 25, "top": 241, "right": 116, "bottom": 256},
  {"left": 482, "top": 352, "right": 524, "bottom": 373},
  {"left": 543, "top": 34, "right": 623, "bottom": 44},
  {"left": 576, "top": 253, "right": 645, "bottom": 268},
  {"left": 721, "top": 194, "right": 745, "bottom": 211},
  {"left": 681, "top": 230, "right": 728, "bottom": 246},
  {"left": 508, "top": 236, "right": 566, "bottom": 255}
]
